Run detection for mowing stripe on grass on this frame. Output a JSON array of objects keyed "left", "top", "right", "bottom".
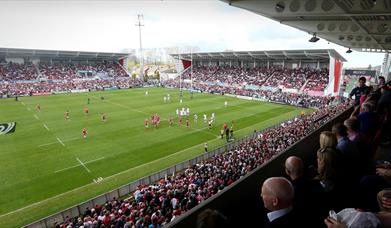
[
  {"left": 76, "top": 158, "right": 91, "bottom": 173},
  {"left": 55, "top": 157, "right": 105, "bottom": 173}
]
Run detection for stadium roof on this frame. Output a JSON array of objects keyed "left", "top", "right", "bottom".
[
  {"left": 171, "top": 49, "right": 346, "bottom": 62},
  {"left": 0, "top": 47, "right": 133, "bottom": 60},
  {"left": 221, "top": 0, "right": 391, "bottom": 53}
]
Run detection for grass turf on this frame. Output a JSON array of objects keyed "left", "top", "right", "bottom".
[{"left": 0, "top": 88, "right": 308, "bottom": 227}]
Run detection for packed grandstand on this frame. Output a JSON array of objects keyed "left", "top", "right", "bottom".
[{"left": 0, "top": 45, "right": 390, "bottom": 228}]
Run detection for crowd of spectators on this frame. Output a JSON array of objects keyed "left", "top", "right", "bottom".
[
  {"left": 0, "top": 61, "right": 138, "bottom": 97},
  {"left": 163, "top": 80, "right": 331, "bottom": 108},
  {"left": 38, "top": 62, "right": 128, "bottom": 80},
  {"left": 263, "top": 67, "right": 306, "bottom": 89},
  {"left": 0, "top": 78, "right": 143, "bottom": 96},
  {"left": 261, "top": 77, "right": 391, "bottom": 228},
  {"left": 180, "top": 66, "right": 329, "bottom": 91},
  {"left": 0, "top": 62, "right": 38, "bottom": 81},
  {"left": 182, "top": 66, "right": 273, "bottom": 87},
  {"left": 303, "top": 68, "right": 329, "bottom": 92}
]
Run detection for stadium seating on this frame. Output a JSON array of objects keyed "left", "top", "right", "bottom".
[
  {"left": 0, "top": 62, "right": 37, "bottom": 81},
  {"left": 180, "top": 66, "right": 329, "bottom": 91},
  {"left": 303, "top": 68, "right": 330, "bottom": 92},
  {"left": 0, "top": 61, "right": 138, "bottom": 97}
]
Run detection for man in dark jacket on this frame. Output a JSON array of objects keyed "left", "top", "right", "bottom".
[{"left": 261, "top": 177, "right": 301, "bottom": 228}]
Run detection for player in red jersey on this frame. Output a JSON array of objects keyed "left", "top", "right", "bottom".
[
  {"left": 65, "top": 111, "right": 70, "bottom": 121},
  {"left": 82, "top": 128, "right": 88, "bottom": 139},
  {"left": 155, "top": 115, "right": 160, "bottom": 128},
  {"left": 145, "top": 119, "right": 149, "bottom": 129},
  {"left": 84, "top": 107, "right": 89, "bottom": 115},
  {"left": 151, "top": 114, "right": 155, "bottom": 123},
  {"left": 101, "top": 113, "right": 107, "bottom": 122}
]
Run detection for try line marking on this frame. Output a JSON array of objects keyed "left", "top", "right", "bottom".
[
  {"left": 54, "top": 157, "right": 105, "bottom": 173},
  {"left": 34, "top": 115, "right": 39, "bottom": 120},
  {"left": 43, "top": 124, "right": 50, "bottom": 131}
]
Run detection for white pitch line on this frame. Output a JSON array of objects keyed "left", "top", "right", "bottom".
[
  {"left": 56, "top": 137, "right": 65, "bottom": 147},
  {"left": 55, "top": 157, "right": 104, "bottom": 173},
  {"left": 43, "top": 124, "right": 50, "bottom": 131},
  {"left": 38, "top": 141, "right": 58, "bottom": 147},
  {"left": 34, "top": 114, "right": 39, "bottom": 120},
  {"left": 21, "top": 102, "right": 25, "bottom": 106},
  {"left": 76, "top": 157, "right": 91, "bottom": 173},
  {"left": 38, "top": 137, "right": 78, "bottom": 147},
  {"left": 27, "top": 107, "right": 31, "bottom": 111}
]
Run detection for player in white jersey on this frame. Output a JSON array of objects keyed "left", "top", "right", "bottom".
[
  {"left": 145, "top": 91, "right": 148, "bottom": 96},
  {"left": 176, "top": 108, "right": 179, "bottom": 117},
  {"left": 203, "top": 114, "right": 207, "bottom": 123},
  {"left": 164, "top": 96, "right": 167, "bottom": 103},
  {"left": 224, "top": 101, "right": 228, "bottom": 108},
  {"left": 193, "top": 113, "right": 198, "bottom": 123},
  {"left": 167, "top": 94, "right": 170, "bottom": 102},
  {"left": 211, "top": 112, "right": 215, "bottom": 122},
  {"left": 186, "top": 107, "right": 190, "bottom": 116}
]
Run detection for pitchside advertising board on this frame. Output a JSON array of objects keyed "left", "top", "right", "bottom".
[{"left": 0, "top": 122, "right": 16, "bottom": 135}]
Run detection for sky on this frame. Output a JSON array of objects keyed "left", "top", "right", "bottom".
[{"left": 0, "top": 0, "right": 385, "bottom": 68}]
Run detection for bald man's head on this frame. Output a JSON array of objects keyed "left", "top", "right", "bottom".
[
  {"left": 261, "top": 177, "right": 294, "bottom": 211},
  {"left": 285, "top": 156, "right": 304, "bottom": 180}
]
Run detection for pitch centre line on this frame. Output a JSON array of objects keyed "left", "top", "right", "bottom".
[
  {"left": 76, "top": 157, "right": 91, "bottom": 173},
  {"left": 43, "top": 124, "right": 50, "bottom": 131},
  {"left": 56, "top": 137, "right": 65, "bottom": 147},
  {"left": 54, "top": 157, "right": 105, "bottom": 173}
]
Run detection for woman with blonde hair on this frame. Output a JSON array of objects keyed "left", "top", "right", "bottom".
[{"left": 319, "top": 131, "right": 337, "bottom": 149}]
